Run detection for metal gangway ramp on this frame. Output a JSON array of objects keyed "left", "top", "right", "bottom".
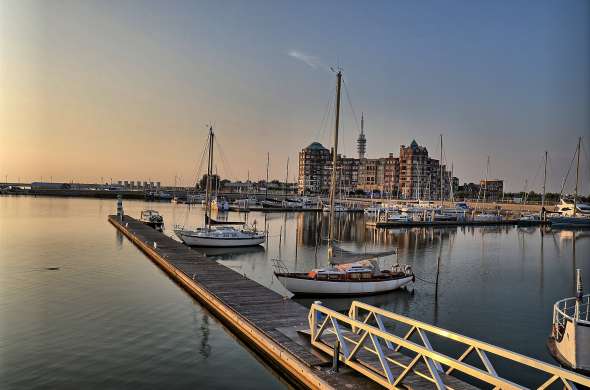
[{"left": 308, "top": 301, "right": 590, "bottom": 389}]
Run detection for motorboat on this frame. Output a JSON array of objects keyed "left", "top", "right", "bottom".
[
  {"left": 260, "top": 197, "right": 283, "bottom": 208},
  {"left": 556, "top": 197, "right": 590, "bottom": 217},
  {"left": 323, "top": 203, "right": 347, "bottom": 213},
  {"left": 274, "top": 70, "right": 413, "bottom": 296},
  {"left": 518, "top": 213, "right": 543, "bottom": 226},
  {"left": 386, "top": 213, "right": 411, "bottom": 223},
  {"left": 175, "top": 126, "right": 265, "bottom": 248},
  {"left": 140, "top": 209, "right": 164, "bottom": 231},
  {"left": 432, "top": 212, "right": 457, "bottom": 222},
  {"left": 364, "top": 205, "right": 383, "bottom": 216},
  {"left": 211, "top": 196, "right": 230, "bottom": 211},
  {"left": 442, "top": 202, "right": 471, "bottom": 214},
  {"left": 549, "top": 215, "right": 590, "bottom": 228},
  {"left": 473, "top": 212, "right": 503, "bottom": 222},
  {"left": 234, "top": 196, "right": 258, "bottom": 209}
]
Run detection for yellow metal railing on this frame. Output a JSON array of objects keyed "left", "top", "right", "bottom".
[{"left": 308, "top": 301, "right": 590, "bottom": 390}]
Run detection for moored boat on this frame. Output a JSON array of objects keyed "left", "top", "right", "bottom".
[
  {"left": 175, "top": 126, "right": 265, "bottom": 248},
  {"left": 139, "top": 209, "right": 164, "bottom": 231},
  {"left": 176, "top": 225, "right": 264, "bottom": 247},
  {"left": 274, "top": 70, "right": 414, "bottom": 296},
  {"left": 547, "top": 269, "right": 590, "bottom": 374},
  {"left": 275, "top": 261, "right": 414, "bottom": 296}
]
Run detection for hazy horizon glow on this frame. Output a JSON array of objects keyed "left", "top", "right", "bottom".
[{"left": 1, "top": 0, "right": 589, "bottom": 193}]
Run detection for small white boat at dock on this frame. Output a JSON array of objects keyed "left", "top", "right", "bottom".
[
  {"left": 139, "top": 209, "right": 164, "bottom": 231},
  {"left": 548, "top": 269, "right": 590, "bottom": 374}
]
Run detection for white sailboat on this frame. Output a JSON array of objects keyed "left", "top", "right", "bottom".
[
  {"left": 519, "top": 151, "right": 548, "bottom": 225},
  {"left": 174, "top": 126, "right": 265, "bottom": 247},
  {"left": 550, "top": 138, "right": 590, "bottom": 228},
  {"left": 474, "top": 156, "right": 503, "bottom": 222},
  {"left": 274, "top": 70, "right": 414, "bottom": 296}
]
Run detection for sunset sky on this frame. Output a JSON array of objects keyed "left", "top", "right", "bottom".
[{"left": 1, "top": 0, "right": 589, "bottom": 193}]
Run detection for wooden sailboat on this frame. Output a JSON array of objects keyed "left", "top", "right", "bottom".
[
  {"left": 174, "top": 126, "right": 265, "bottom": 247},
  {"left": 274, "top": 70, "right": 414, "bottom": 296}
]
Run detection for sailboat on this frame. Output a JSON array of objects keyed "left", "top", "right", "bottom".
[
  {"left": 274, "top": 70, "right": 414, "bottom": 296},
  {"left": 550, "top": 137, "right": 590, "bottom": 228},
  {"left": 174, "top": 126, "right": 266, "bottom": 247},
  {"left": 473, "top": 156, "right": 503, "bottom": 222},
  {"left": 519, "top": 151, "right": 548, "bottom": 225}
]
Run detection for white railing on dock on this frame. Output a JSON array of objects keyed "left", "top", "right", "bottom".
[{"left": 308, "top": 301, "right": 590, "bottom": 390}]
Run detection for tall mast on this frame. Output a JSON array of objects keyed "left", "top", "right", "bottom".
[
  {"left": 542, "top": 150, "right": 547, "bottom": 209},
  {"left": 284, "top": 157, "right": 289, "bottom": 196},
  {"left": 483, "top": 155, "right": 489, "bottom": 204},
  {"left": 266, "top": 152, "right": 270, "bottom": 199},
  {"left": 574, "top": 137, "right": 581, "bottom": 217},
  {"left": 204, "top": 126, "right": 214, "bottom": 228},
  {"left": 328, "top": 70, "right": 342, "bottom": 259},
  {"left": 440, "top": 134, "right": 443, "bottom": 206},
  {"left": 450, "top": 162, "right": 454, "bottom": 202}
]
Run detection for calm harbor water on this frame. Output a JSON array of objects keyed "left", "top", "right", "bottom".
[{"left": 1, "top": 196, "right": 589, "bottom": 388}]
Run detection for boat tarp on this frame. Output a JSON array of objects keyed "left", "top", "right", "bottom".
[
  {"left": 329, "top": 244, "right": 395, "bottom": 266},
  {"left": 205, "top": 215, "right": 245, "bottom": 225}
]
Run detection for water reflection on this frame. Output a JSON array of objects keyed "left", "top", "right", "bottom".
[
  {"left": 106, "top": 201, "right": 590, "bottom": 371},
  {"left": 116, "top": 229, "right": 123, "bottom": 248}
]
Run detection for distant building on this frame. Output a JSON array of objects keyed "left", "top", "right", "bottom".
[
  {"left": 298, "top": 142, "right": 331, "bottom": 194},
  {"left": 480, "top": 179, "right": 504, "bottom": 201},
  {"left": 297, "top": 137, "right": 452, "bottom": 198}
]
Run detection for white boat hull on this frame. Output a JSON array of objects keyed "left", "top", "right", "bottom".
[
  {"left": 276, "top": 275, "right": 414, "bottom": 296},
  {"left": 176, "top": 232, "right": 265, "bottom": 247}
]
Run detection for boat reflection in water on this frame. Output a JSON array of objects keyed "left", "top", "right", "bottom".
[{"left": 199, "top": 245, "right": 266, "bottom": 258}]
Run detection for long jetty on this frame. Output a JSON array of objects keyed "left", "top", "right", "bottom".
[{"left": 109, "top": 214, "right": 382, "bottom": 389}]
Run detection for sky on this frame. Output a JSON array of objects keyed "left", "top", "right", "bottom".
[{"left": 1, "top": 0, "right": 589, "bottom": 193}]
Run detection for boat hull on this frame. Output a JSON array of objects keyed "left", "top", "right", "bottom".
[
  {"left": 550, "top": 216, "right": 590, "bottom": 228},
  {"left": 275, "top": 274, "right": 414, "bottom": 296},
  {"left": 176, "top": 232, "right": 265, "bottom": 247}
]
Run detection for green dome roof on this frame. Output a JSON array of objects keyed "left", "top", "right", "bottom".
[{"left": 306, "top": 142, "right": 327, "bottom": 150}]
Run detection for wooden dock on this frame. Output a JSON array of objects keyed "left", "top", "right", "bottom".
[{"left": 108, "top": 214, "right": 389, "bottom": 389}]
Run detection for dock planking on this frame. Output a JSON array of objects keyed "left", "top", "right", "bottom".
[{"left": 109, "top": 215, "right": 394, "bottom": 389}]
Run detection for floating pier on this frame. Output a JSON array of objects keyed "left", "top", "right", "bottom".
[{"left": 109, "top": 214, "right": 589, "bottom": 389}]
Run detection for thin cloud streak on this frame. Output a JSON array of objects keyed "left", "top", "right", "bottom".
[{"left": 288, "top": 50, "right": 322, "bottom": 69}]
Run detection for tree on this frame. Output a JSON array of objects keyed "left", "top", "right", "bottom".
[{"left": 198, "top": 174, "right": 220, "bottom": 191}]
